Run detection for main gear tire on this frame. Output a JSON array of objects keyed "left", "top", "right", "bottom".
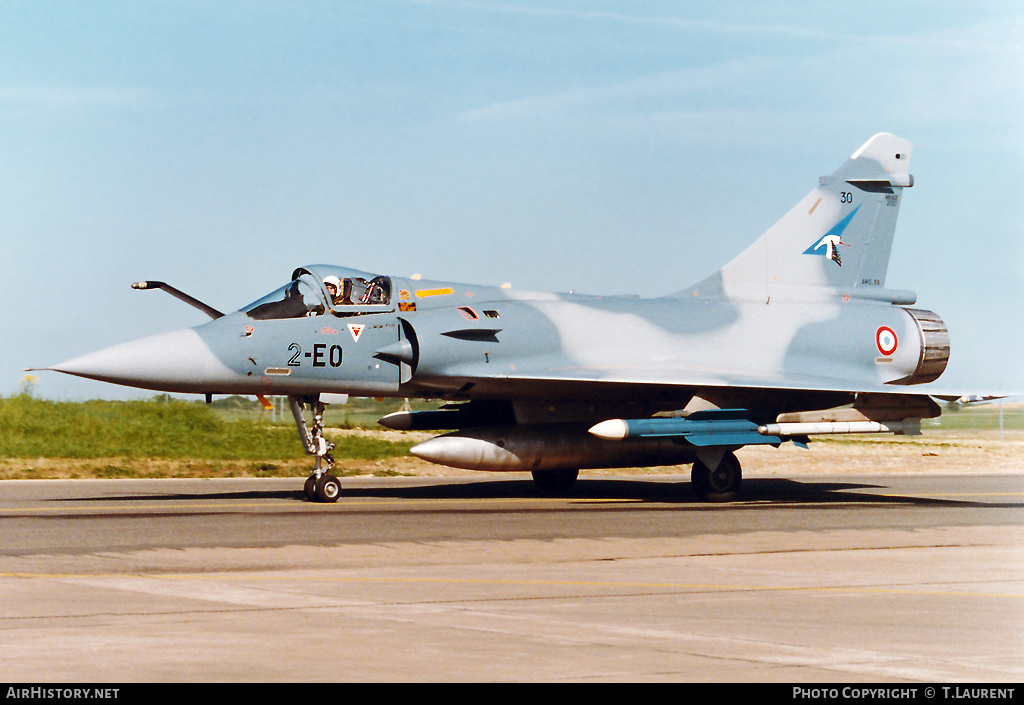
[{"left": 691, "top": 452, "right": 742, "bottom": 502}]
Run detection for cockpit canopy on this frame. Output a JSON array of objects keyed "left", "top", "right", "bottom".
[{"left": 242, "top": 266, "right": 392, "bottom": 321}]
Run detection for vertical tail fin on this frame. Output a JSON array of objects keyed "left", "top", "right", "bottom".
[{"left": 681, "top": 133, "right": 915, "bottom": 302}]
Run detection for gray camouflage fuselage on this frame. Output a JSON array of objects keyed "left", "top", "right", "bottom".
[{"left": 42, "top": 133, "right": 956, "bottom": 495}]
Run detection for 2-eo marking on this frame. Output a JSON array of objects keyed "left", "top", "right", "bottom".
[{"left": 288, "top": 342, "right": 343, "bottom": 368}]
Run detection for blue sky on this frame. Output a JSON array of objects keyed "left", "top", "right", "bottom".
[{"left": 2, "top": 1, "right": 1022, "bottom": 399}]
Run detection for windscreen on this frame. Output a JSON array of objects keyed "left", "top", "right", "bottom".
[{"left": 243, "top": 276, "right": 326, "bottom": 320}]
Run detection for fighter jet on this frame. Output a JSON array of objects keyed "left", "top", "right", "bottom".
[{"left": 39, "top": 133, "right": 956, "bottom": 502}]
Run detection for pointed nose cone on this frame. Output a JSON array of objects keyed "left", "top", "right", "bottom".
[{"left": 47, "top": 328, "right": 239, "bottom": 394}]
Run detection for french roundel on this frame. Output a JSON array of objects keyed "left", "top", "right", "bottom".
[{"left": 876, "top": 326, "right": 898, "bottom": 356}]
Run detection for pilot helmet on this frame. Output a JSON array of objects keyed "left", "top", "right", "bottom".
[{"left": 323, "top": 276, "right": 342, "bottom": 296}]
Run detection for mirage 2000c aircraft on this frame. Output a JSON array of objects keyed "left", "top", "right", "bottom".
[{"left": 40, "top": 133, "right": 961, "bottom": 502}]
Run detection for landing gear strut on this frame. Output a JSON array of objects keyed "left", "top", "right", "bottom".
[{"left": 290, "top": 395, "right": 340, "bottom": 503}]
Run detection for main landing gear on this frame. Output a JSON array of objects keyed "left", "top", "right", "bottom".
[
  {"left": 289, "top": 395, "right": 341, "bottom": 503},
  {"left": 691, "top": 450, "right": 742, "bottom": 503}
]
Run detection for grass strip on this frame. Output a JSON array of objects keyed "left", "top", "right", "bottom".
[{"left": 0, "top": 397, "right": 413, "bottom": 461}]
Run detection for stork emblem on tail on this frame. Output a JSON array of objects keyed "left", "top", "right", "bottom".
[{"left": 804, "top": 205, "right": 860, "bottom": 267}]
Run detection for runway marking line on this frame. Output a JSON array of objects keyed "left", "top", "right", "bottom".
[{"left": 1, "top": 572, "right": 1022, "bottom": 601}]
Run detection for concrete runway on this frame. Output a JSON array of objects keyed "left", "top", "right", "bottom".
[{"left": 1, "top": 473, "right": 1022, "bottom": 682}]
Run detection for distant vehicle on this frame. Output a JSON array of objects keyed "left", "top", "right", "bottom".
[{"left": 40, "top": 133, "right": 967, "bottom": 502}]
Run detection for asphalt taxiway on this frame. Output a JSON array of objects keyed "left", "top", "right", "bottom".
[{"left": 1, "top": 473, "right": 1022, "bottom": 682}]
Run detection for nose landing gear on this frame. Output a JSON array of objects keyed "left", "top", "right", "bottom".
[{"left": 290, "top": 395, "right": 341, "bottom": 503}]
